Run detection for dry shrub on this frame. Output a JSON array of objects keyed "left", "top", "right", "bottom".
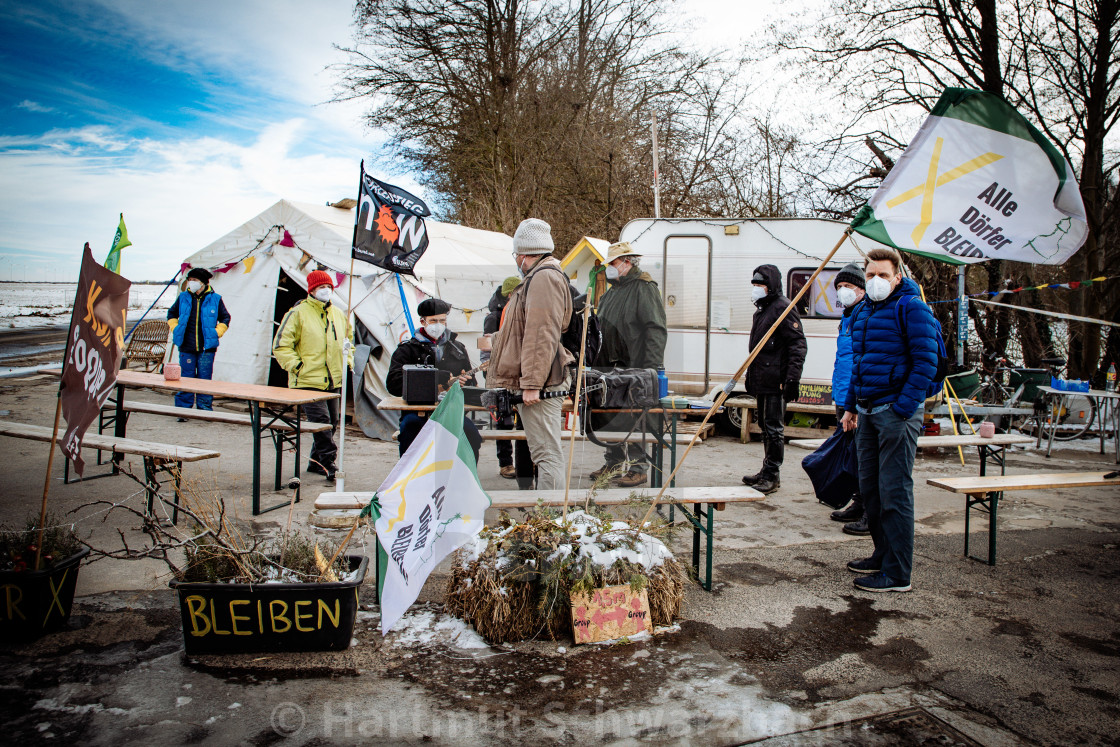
[{"left": 445, "top": 509, "right": 684, "bottom": 644}]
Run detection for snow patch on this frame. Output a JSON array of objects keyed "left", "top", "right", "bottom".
[{"left": 388, "top": 609, "right": 491, "bottom": 650}]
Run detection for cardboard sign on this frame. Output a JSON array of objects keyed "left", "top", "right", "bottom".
[{"left": 570, "top": 584, "right": 652, "bottom": 644}]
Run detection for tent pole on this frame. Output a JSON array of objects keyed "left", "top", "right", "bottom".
[
  {"left": 336, "top": 258, "right": 356, "bottom": 492},
  {"left": 640, "top": 228, "right": 852, "bottom": 527}
]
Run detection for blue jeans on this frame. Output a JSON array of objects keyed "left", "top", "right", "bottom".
[
  {"left": 856, "top": 407, "right": 922, "bottom": 582},
  {"left": 175, "top": 350, "right": 215, "bottom": 410}
]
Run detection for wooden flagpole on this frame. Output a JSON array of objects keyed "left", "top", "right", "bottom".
[
  {"left": 562, "top": 302, "right": 592, "bottom": 520},
  {"left": 33, "top": 395, "right": 65, "bottom": 570},
  {"left": 640, "top": 227, "right": 853, "bottom": 526}
]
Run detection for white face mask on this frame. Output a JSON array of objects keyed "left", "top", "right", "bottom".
[
  {"left": 186, "top": 279, "right": 203, "bottom": 294},
  {"left": 751, "top": 285, "right": 768, "bottom": 302},
  {"left": 312, "top": 286, "right": 332, "bottom": 303},
  {"left": 424, "top": 322, "right": 446, "bottom": 339},
  {"left": 865, "top": 276, "right": 893, "bottom": 302},
  {"left": 836, "top": 287, "right": 858, "bottom": 307},
  {"left": 605, "top": 264, "right": 621, "bottom": 281}
]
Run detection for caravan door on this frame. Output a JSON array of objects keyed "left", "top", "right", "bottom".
[{"left": 661, "top": 234, "right": 713, "bottom": 394}]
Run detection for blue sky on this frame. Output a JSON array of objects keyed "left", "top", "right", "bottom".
[{"left": 0, "top": 0, "right": 780, "bottom": 282}]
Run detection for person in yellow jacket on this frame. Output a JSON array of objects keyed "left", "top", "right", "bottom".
[{"left": 272, "top": 270, "right": 354, "bottom": 481}]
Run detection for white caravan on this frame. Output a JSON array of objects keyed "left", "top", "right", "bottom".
[{"left": 564, "top": 218, "right": 890, "bottom": 430}]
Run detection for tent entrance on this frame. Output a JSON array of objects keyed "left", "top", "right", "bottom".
[{"left": 268, "top": 269, "right": 308, "bottom": 387}]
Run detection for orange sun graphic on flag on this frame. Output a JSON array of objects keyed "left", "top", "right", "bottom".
[{"left": 375, "top": 205, "right": 399, "bottom": 244}]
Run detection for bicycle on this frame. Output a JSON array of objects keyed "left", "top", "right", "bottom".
[
  {"left": 1021, "top": 357, "right": 1097, "bottom": 441},
  {"left": 965, "top": 354, "right": 1096, "bottom": 439}
]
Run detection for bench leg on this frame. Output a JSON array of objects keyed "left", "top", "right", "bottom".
[
  {"left": 704, "top": 502, "right": 715, "bottom": 591},
  {"left": 965, "top": 490, "right": 999, "bottom": 566}
]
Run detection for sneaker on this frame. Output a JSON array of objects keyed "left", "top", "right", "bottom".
[
  {"left": 306, "top": 462, "right": 329, "bottom": 477},
  {"left": 613, "top": 470, "right": 648, "bottom": 488},
  {"left": 830, "top": 503, "right": 862, "bottom": 522},
  {"left": 846, "top": 557, "right": 880, "bottom": 574},
  {"left": 843, "top": 516, "right": 870, "bottom": 536},
  {"left": 741, "top": 472, "right": 765, "bottom": 486},
  {"left": 752, "top": 477, "right": 780, "bottom": 494},
  {"left": 853, "top": 573, "right": 911, "bottom": 593},
  {"left": 500, "top": 465, "right": 517, "bottom": 479}
]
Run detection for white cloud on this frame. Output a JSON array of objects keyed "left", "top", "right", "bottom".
[{"left": 16, "top": 100, "right": 56, "bottom": 114}]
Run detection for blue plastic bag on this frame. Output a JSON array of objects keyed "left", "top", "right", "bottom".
[{"left": 801, "top": 426, "right": 859, "bottom": 509}]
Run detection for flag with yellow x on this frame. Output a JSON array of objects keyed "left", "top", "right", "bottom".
[{"left": 851, "top": 88, "right": 1087, "bottom": 265}]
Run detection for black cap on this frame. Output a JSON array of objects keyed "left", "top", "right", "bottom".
[
  {"left": 833, "top": 262, "right": 866, "bottom": 290},
  {"left": 186, "top": 267, "right": 213, "bottom": 283},
  {"left": 417, "top": 298, "right": 451, "bottom": 317},
  {"left": 751, "top": 271, "right": 767, "bottom": 285}
]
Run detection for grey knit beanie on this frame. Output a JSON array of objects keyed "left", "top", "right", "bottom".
[
  {"left": 512, "top": 218, "right": 554, "bottom": 255},
  {"left": 834, "top": 261, "right": 866, "bottom": 290}
]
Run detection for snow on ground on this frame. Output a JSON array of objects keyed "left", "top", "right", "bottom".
[
  {"left": 0, "top": 282, "right": 174, "bottom": 329},
  {"left": 384, "top": 608, "right": 492, "bottom": 650}
]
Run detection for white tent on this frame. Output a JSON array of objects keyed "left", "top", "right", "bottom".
[{"left": 181, "top": 199, "right": 517, "bottom": 439}]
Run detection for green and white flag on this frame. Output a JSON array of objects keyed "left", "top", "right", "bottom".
[
  {"left": 851, "top": 88, "right": 1087, "bottom": 265},
  {"left": 104, "top": 213, "right": 131, "bottom": 274},
  {"left": 367, "top": 383, "right": 490, "bottom": 634}
]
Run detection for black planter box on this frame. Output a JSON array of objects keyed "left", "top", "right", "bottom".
[
  {"left": 169, "top": 555, "right": 368, "bottom": 655},
  {"left": 0, "top": 546, "right": 90, "bottom": 639}
]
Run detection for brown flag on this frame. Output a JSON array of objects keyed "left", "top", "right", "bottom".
[{"left": 60, "top": 243, "right": 131, "bottom": 475}]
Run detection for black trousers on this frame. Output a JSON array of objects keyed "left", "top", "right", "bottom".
[
  {"left": 302, "top": 388, "right": 340, "bottom": 470},
  {"left": 757, "top": 393, "right": 786, "bottom": 479}
]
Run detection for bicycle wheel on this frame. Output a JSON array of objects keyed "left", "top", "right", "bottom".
[{"left": 1051, "top": 395, "right": 1096, "bottom": 441}]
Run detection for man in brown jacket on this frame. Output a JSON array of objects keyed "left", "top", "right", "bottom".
[{"left": 487, "top": 218, "right": 575, "bottom": 489}]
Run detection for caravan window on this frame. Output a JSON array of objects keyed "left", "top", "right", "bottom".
[{"left": 787, "top": 268, "right": 843, "bottom": 319}]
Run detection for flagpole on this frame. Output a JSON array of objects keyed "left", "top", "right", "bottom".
[
  {"left": 33, "top": 395, "right": 64, "bottom": 571},
  {"left": 639, "top": 228, "right": 852, "bottom": 527},
  {"left": 562, "top": 302, "right": 592, "bottom": 520},
  {"left": 336, "top": 163, "right": 367, "bottom": 494}
]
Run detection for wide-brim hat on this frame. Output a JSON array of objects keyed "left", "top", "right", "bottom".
[{"left": 605, "top": 241, "right": 641, "bottom": 262}]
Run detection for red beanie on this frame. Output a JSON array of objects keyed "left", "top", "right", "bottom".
[{"left": 306, "top": 270, "right": 333, "bottom": 293}]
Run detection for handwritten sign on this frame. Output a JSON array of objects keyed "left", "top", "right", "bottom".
[
  {"left": 570, "top": 584, "right": 652, "bottom": 644},
  {"left": 796, "top": 383, "right": 833, "bottom": 406}
]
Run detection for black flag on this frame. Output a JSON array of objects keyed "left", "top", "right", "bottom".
[{"left": 352, "top": 166, "right": 431, "bottom": 275}]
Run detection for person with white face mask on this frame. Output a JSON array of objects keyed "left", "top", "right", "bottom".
[
  {"left": 385, "top": 297, "right": 482, "bottom": 461},
  {"left": 272, "top": 270, "right": 354, "bottom": 481},
  {"left": 590, "top": 241, "right": 668, "bottom": 488},
  {"left": 839, "top": 248, "right": 941, "bottom": 594},
  {"left": 740, "top": 264, "right": 807, "bottom": 495},
  {"left": 167, "top": 267, "right": 231, "bottom": 416},
  {"left": 826, "top": 263, "right": 868, "bottom": 535}
]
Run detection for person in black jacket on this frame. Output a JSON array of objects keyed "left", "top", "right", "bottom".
[
  {"left": 482, "top": 277, "right": 520, "bottom": 478},
  {"left": 741, "top": 264, "right": 807, "bottom": 494},
  {"left": 386, "top": 298, "right": 482, "bottom": 461}
]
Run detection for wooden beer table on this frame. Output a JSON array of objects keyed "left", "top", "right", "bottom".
[{"left": 106, "top": 371, "right": 339, "bottom": 515}]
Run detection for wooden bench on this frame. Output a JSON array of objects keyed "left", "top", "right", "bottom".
[
  {"left": 477, "top": 430, "right": 656, "bottom": 442},
  {"left": 0, "top": 421, "right": 220, "bottom": 524},
  {"left": 312, "top": 485, "right": 765, "bottom": 591},
  {"left": 723, "top": 397, "right": 835, "bottom": 443},
  {"left": 101, "top": 401, "right": 331, "bottom": 433},
  {"left": 927, "top": 472, "right": 1120, "bottom": 565},
  {"left": 791, "top": 433, "right": 1034, "bottom": 478}
]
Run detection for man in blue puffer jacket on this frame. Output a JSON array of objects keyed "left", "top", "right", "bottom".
[
  {"left": 840, "top": 248, "right": 939, "bottom": 593},
  {"left": 829, "top": 263, "right": 867, "bottom": 535}
]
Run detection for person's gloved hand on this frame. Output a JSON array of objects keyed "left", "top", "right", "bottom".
[{"left": 783, "top": 380, "right": 800, "bottom": 402}]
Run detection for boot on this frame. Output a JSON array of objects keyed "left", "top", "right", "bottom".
[
  {"left": 499, "top": 465, "right": 516, "bottom": 479},
  {"left": 614, "top": 469, "right": 648, "bottom": 488},
  {"left": 843, "top": 515, "right": 870, "bottom": 536},
  {"left": 742, "top": 472, "right": 765, "bottom": 486},
  {"left": 590, "top": 463, "right": 616, "bottom": 480},
  {"left": 752, "top": 477, "right": 781, "bottom": 494},
  {"left": 830, "top": 502, "right": 863, "bottom": 522}
]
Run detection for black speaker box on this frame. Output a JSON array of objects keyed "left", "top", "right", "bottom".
[{"left": 402, "top": 365, "right": 447, "bottom": 405}]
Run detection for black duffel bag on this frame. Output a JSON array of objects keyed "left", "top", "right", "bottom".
[{"left": 581, "top": 367, "right": 660, "bottom": 409}]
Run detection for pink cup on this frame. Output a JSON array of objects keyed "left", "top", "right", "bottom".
[
  {"left": 163, "top": 363, "right": 181, "bottom": 381},
  {"left": 978, "top": 421, "right": 995, "bottom": 438}
]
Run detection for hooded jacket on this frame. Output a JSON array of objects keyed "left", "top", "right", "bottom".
[
  {"left": 746, "top": 264, "right": 806, "bottom": 395},
  {"left": 831, "top": 299, "right": 863, "bottom": 407},
  {"left": 488, "top": 256, "right": 574, "bottom": 390},
  {"left": 596, "top": 265, "right": 667, "bottom": 369},
  {"left": 272, "top": 297, "right": 354, "bottom": 390},
  {"left": 386, "top": 330, "right": 477, "bottom": 397},
  {"left": 844, "top": 277, "right": 939, "bottom": 419},
  {"left": 168, "top": 288, "right": 230, "bottom": 353}
]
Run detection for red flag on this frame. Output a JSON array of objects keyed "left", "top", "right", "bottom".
[{"left": 60, "top": 244, "right": 131, "bottom": 475}]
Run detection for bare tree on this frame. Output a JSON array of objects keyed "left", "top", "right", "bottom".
[{"left": 334, "top": 0, "right": 752, "bottom": 249}]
